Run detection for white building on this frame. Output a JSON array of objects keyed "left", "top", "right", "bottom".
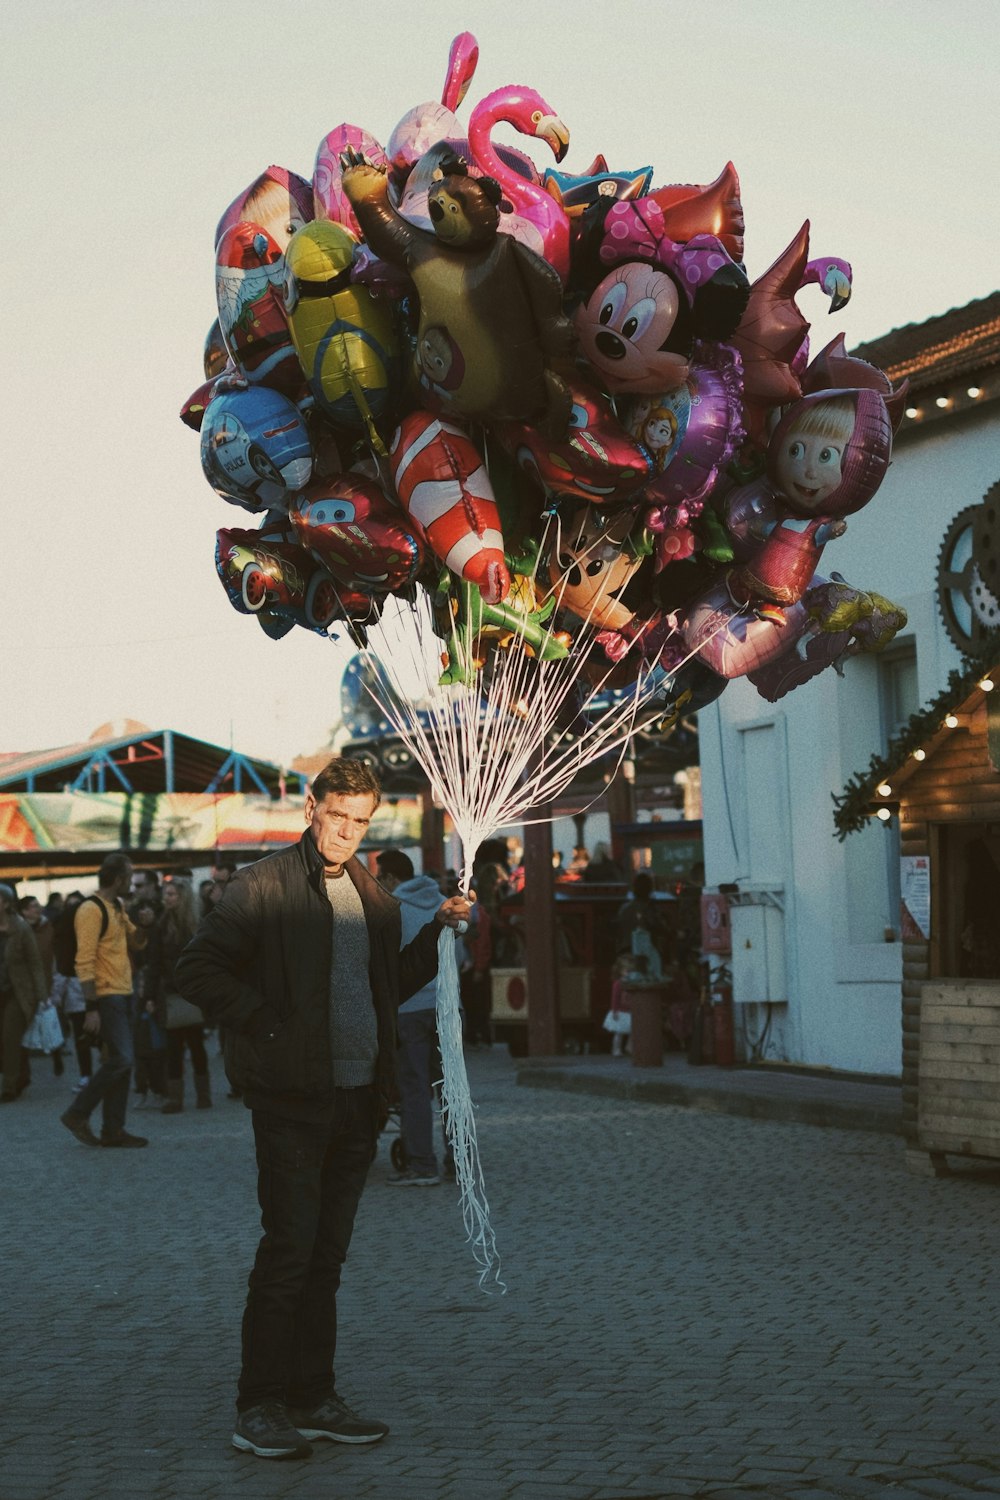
[{"left": 699, "top": 292, "right": 1000, "bottom": 1076}]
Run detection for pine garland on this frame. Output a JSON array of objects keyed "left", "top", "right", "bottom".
[{"left": 832, "top": 630, "right": 1000, "bottom": 840}]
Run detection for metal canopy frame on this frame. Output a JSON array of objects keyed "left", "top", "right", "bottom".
[{"left": 0, "top": 728, "right": 305, "bottom": 798}]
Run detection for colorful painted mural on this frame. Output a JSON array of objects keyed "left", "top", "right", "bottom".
[{"left": 0, "top": 792, "right": 423, "bottom": 854}]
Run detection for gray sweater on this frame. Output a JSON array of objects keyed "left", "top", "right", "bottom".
[{"left": 324, "top": 872, "right": 377, "bottom": 1087}]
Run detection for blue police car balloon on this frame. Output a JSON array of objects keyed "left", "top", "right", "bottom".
[{"left": 200, "top": 386, "right": 313, "bottom": 513}]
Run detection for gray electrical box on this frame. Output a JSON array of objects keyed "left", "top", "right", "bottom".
[{"left": 727, "top": 889, "right": 787, "bottom": 1004}]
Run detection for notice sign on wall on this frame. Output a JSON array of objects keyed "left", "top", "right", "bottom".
[{"left": 900, "top": 855, "right": 931, "bottom": 940}]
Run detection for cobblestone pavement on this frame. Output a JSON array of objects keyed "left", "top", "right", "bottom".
[{"left": 4, "top": 1047, "right": 1000, "bottom": 1500}]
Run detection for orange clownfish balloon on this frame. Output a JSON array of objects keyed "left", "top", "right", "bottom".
[{"left": 390, "top": 412, "right": 510, "bottom": 603}]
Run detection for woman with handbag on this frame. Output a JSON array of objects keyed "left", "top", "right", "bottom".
[{"left": 153, "top": 880, "right": 211, "bottom": 1113}]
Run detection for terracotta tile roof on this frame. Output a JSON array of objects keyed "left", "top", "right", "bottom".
[{"left": 852, "top": 291, "right": 1000, "bottom": 392}]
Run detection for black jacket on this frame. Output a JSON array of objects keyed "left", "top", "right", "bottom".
[{"left": 174, "top": 831, "right": 440, "bottom": 1121}]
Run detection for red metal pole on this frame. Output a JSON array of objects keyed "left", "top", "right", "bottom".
[{"left": 420, "top": 788, "right": 444, "bottom": 876}]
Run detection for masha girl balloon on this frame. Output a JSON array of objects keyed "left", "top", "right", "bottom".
[{"left": 727, "top": 385, "right": 895, "bottom": 609}]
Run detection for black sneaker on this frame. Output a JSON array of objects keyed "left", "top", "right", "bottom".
[
  {"left": 288, "top": 1393, "right": 389, "bottom": 1445},
  {"left": 233, "top": 1401, "right": 313, "bottom": 1459},
  {"left": 60, "top": 1110, "right": 101, "bottom": 1147},
  {"left": 387, "top": 1168, "right": 440, "bottom": 1186},
  {"left": 99, "top": 1129, "right": 148, "bottom": 1148}
]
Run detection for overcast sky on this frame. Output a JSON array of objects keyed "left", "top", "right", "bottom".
[{"left": 3, "top": 0, "right": 997, "bottom": 767}]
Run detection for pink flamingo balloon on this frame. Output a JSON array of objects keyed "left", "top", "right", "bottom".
[{"left": 467, "top": 86, "right": 572, "bottom": 280}]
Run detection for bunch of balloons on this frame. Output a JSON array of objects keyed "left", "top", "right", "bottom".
[{"left": 183, "top": 31, "right": 908, "bottom": 713}]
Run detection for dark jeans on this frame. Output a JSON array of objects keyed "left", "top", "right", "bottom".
[
  {"left": 238, "top": 1087, "right": 376, "bottom": 1412},
  {"left": 396, "top": 1009, "right": 440, "bottom": 1176},
  {"left": 461, "top": 970, "right": 492, "bottom": 1047},
  {"left": 0, "top": 990, "right": 30, "bottom": 1096},
  {"left": 65, "top": 995, "right": 133, "bottom": 1138},
  {"left": 166, "top": 1025, "right": 208, "bottom": 1081},
  {"left": 69, "top": 1010, "right": 95, "bottom": 1080}
]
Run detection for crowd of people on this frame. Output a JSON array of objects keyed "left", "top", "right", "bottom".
[
  {"left": 0, "top": 864, "right": 236, "bottom": 1114},
  {"left": 1, "top": 840, "right": 701, "bottom": 1115}
]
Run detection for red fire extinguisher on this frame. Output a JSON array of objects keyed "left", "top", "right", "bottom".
[{"left": 711, "top": 966, "right": 735, "bottom": 1067}]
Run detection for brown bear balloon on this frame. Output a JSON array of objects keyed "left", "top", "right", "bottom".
[{"left": 341, "top": 152, "right": 575, "bottom": 435}]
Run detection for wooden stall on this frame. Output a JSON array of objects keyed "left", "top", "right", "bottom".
[{"left": 869, "top": 672, "right": 1000, "bottom": 1173}]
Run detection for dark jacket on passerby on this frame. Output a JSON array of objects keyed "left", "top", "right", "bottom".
[
  {"left": 174, "top": 830, "right": 440, "bottom": 1123},
  {"left": 1, "top": 915, "right": 46, "bottom": 1021},
  {"left": 28, "top": 917, "right": 55, "bottom": 994},
  {"left": 131, "top": 922, "right": 163, "bottom": 1010},
  {"left": 615, "top": 895, "right": 669, "bottom": 962}
]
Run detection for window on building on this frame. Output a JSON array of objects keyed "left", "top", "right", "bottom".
[
  {"left": 837, "top": 642, "right": 918, "bottom": 944},
  {"left": 879, "top": 647, "right": 919, "bottom": 742}
]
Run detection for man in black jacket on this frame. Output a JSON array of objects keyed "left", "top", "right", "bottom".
[{"left": 175, "top": 757, "right": 471, "bottom": 1461}]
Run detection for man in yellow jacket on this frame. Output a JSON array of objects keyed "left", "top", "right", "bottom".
[{"left": 60, "top": 853, "right": 148, "bottom": 1148}]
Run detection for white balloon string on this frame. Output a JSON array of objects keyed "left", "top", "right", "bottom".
[
  {"left": 435, "top": 925, "right": 505, "bottom": 1294},
  {"left": 351, "top": 561, "right": 734, "bottom": 1289}
]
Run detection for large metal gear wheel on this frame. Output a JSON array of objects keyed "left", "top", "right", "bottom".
[
  {"left": 937, "top": 485, "right": 1000, "bottom": 650},
  {"left": 972, "top": 480, "right": 1000, "bottom": 636}
]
